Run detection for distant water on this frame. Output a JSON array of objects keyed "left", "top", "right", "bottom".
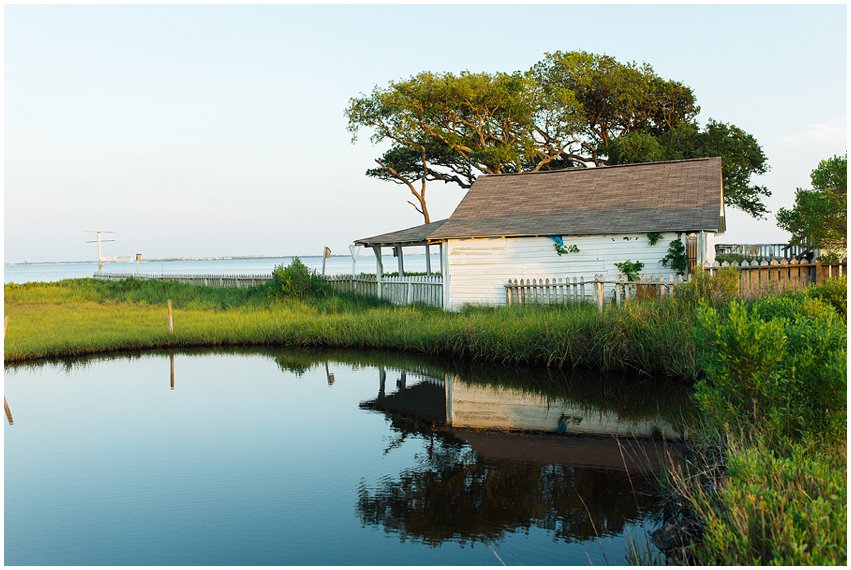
[{"left": 4, "top": 254, "right": 440, "bottom": 284}]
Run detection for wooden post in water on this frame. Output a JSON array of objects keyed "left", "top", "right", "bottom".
[
  {"left": 170, "top": 353, "right": 175, "bottom": 390},
  {"left": 167, "top": 300, "right": 174, "bottom": 334}
]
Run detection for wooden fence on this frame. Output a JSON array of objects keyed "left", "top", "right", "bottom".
[
  {"left": 326, "top": 274, "right": 443, "bottom": 308},
  {"left": 94, "top": 272, "right": 272, "bottom": 287},
  {"left": 701, "top": 259, "right": 845, "bottom": 296},
  {"left": 505, "top": 275, "right": 686, "bottom": 308},
  {"left": 504, "top": 258, "right": 846, "bottom": 308}
]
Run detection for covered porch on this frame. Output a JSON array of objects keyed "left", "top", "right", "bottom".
[{"left": 327, "top": 219, "right": 447, "bottom": 308}]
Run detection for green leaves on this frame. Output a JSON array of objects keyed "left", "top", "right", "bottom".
[
  {"left": 614, "top": 260, "right": 644, "bottom": 281},
  {"left": 777, "top": 154, "right": 847, "bottom": 251},
  {"left": 347, "top": 51, "right": 772, "bottom": 219}
]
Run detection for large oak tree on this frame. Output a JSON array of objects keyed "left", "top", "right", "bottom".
[{"left": 346, "top": 51, "right": 772, "bottom": 221}]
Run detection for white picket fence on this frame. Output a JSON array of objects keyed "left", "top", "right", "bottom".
[
  {"left": 505, "top": 274, "right": 686, "bottom": 307},
  {"left": 325, "top": 274, "right": 443, "bottom": 308},
  {"left": 94, "top": 272, "right": 271, "bottom": 287}
]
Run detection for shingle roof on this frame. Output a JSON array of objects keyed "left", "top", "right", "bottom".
[
  {"left": 355, "top": 219, "right": 448, "bottom": 247},
  {"left": 429, "top": 157, "right": 724, "bottom": 240}
]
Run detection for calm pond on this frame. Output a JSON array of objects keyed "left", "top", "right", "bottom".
[{"left": 4, "top": 349, "right": 696, "bottom": 565}]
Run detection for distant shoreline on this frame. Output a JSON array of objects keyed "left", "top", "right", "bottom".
[{"left": 3, "top": 254, "right": 400, "bottom": 266}]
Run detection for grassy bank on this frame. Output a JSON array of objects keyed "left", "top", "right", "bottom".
[{"left": 4, "top": 277, "right": 698, "bottom": 378}]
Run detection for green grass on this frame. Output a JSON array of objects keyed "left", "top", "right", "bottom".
[{"left": 4, "top": 277, "right": 698, "bottom": 379}]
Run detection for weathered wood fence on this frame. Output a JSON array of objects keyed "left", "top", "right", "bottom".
[
  {"left": 326, "top": 275, "right": 443, "bottom": 308},
  {"left": 505, "top": 258, "right": 846, "bottom": 308},
  {"left": 701, "top": 259, "right": 845, "bottom": 297},
  {"left": 94, "top": 272, "right": 271, "bottom": 287}
]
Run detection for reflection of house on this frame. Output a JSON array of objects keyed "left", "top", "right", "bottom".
[
  {"left": 357, "top": 158, "right": 724, "bottom": 309},
  {"left": 359, "top": 368, "right": 687, "bottom": 440},
  {"left": 359, "top": 369, "right": 680, "bottom": 472},
  {"left": 447, "top": 381, "right": 683, "bottom": 440}
]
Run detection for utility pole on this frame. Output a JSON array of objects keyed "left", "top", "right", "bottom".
[{"left": 83, "top": 230, "right": 116, "bottom": 266}]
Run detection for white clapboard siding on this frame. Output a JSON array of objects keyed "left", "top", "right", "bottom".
[{"left": 446, "top": 233, "right": 689, "bottom": 309}]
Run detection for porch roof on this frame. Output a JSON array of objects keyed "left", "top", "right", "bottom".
[{"left": 355, "top": 219, "right": 448, "bottom": 248}]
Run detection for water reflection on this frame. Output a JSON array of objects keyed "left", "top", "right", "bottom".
[
  {"left": 6, "top": 348, "right": 694, "bottom": 564},
  {"left": 350, "top": 357, "right": 690, "bottom": 547}
]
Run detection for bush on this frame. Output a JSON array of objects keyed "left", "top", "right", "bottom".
[
  {"left": 677, "top": 266, "right": 740, "bottom": 306},
  {"left": 271, "top": 258, "right": 330, "bottom": 298},
  {"left": 693, "top": 438, "right": 847, "bottom": 566},
  {"left": 694, "top": 296, "right": 846, "bottom": 441},
  {"left": 804, "top": 276, "right": 847, "bottom": 318}
]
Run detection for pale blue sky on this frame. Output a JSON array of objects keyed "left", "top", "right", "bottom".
[{"left": 4, "top": 4, "right": 847, "bottom": 262}]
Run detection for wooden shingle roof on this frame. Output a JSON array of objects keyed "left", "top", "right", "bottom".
[{"left": 429, "top": 157, "right": 724, "bottom": 240}]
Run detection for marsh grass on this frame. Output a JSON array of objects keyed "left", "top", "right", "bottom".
[{"left": 4, "top": 278, "right": 698, "bottom": 379}]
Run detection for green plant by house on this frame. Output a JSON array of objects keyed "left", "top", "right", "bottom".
[
  {"left": 676, "top": 266, "right": 740, "bottom": 306},
  {"left": 661, "top": 235, "right": 689, "bottom": 275},
  {"left": 647, "top": 232, "right": 663, "bottom": 246},
  {"left": 272, "top": 258, "right": 331, "bottom": 298},
  {"left": 614, "top": 260, "right": 644, "bottom": 281},
  {"left": 554, "top": 243, "right": 580, "bottom": 256}
]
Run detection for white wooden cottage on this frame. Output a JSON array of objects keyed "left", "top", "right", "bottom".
[{"left": 356, "top": 157, "right": 724, "bottom": 310}]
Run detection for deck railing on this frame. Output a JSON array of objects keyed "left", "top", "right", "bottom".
[{"left": 715, "top": 242, "right": 815, "bottom": 261}]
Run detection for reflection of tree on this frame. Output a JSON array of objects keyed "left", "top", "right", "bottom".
[{"left": 357, "top": 426, "right": 660, "bottom": 546}]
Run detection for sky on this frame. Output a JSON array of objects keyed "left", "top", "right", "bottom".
[{"left": 4, "top": 3, "right": 847, "bottom": 263}]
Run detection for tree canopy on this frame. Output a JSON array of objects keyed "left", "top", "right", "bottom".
[
  {"left": 776, "top": 155, "right": 847, "bottom": 252},
  {"left": 346, "top": 51, "right": 772, "bottom": 221}
]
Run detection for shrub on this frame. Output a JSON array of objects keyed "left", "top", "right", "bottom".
[
  {"left": 692, "top": 438, "right": 847, "bottom": 566},
  {"left": 694, "top": 296, "right": 846, "bottom": 441},
  {"left": 677, "top": 266, "right": 739, "bottom": 306},
  {"left": 804, "top": 276, "right": 847, "bottom": 318},
  {"left": 271, "top": 258, "right": 330, "bottom": 298}
]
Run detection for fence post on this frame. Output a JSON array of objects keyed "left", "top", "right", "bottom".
[{"left": 595, "top": 276, "right": 604, "bottom": 314}]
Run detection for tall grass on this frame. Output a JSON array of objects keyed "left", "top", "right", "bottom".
[{"left": 4, "top": 278, "right": 698, "bottom": 379}]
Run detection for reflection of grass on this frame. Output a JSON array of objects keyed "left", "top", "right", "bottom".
[{"left": 5, "top": 278, "right": 697, "bottom": 382}]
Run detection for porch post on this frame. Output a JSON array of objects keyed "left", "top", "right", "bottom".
[
  {"left": 425, "top": 244, "right": 432, "bottom": 274},
  {"left": 373, "top": 246, "right": 383, "bottom": 299},
  {"left": 395, "top": 246, "right": 405, "bottom": 277},
  {"left": 440, "top": 241, "right": 450, "bottom": 310}
]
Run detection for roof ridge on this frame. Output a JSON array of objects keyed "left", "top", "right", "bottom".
[{"left": 480, "top": 157, "right": 721, "bottom": 179}]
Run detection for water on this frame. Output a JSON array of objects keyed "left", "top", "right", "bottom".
[
  {"left": 4, "top": 254, "right": 439, "bottom": 284},
  {"left": 4, "top": 349, "right": 695, "bottom": 565}
]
